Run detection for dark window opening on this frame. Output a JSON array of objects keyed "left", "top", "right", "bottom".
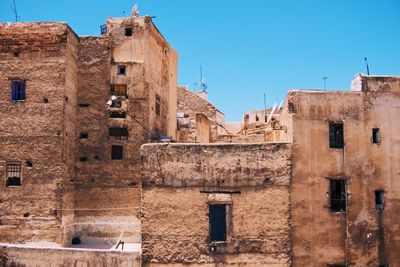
[
  {"left": 79, "top": 157, "right": 87, "bottom": 162},
  {"left": 14, "top": 52, "right": 19, "bottom": 58},
  {"left": 375, "top": 190, "right": 384, "bottom": 211},
  {"left": 79, "top": 103, "right": 89, "bottom": 107},
  {"left": 372, "top": 128, "right": 381, "bottom": 144},
  {"left": 6, "top": 163, "right": 21, "bottom": 187},
  {"left": 125, "top": 27, "right": 133, "bottom": 36},
  {"left": 109, "top": 127, "right": 128, "bottom": 139},
  {"left": 111, "top": 145, "right": 123, "bottom": 160},
  {"left": 255, "top": 115, "right": 259, "bottom": 122},
  {"left": 110, "top": 84, "right": 127, "bottom": 97},
  {"left": 79, "top": 132, "right": 88, "bottom": 139},
  {"left": 110, "top": 111, "right": 127, "bottom": 118},
  {"left": 117, "top": 65, "right": 126, "bottom": 76},
  {"left": 329, "top": 123, "right": 344, "bottom": 148},
  {"left": 330, "top": 179, "right": 346, "bottom": 212},
  {"left": 209, "top": 204, "right": 227, "bottom": 242},
  {"left": 11, "top": 80, "right": 26, "bottom": 101},
  {"left": 111, "top": 100, "right": 122, "bottom": 108},
  {"left": 155, "top": 94, "right": 161, "bottom": 116},
  {"left": 26, "top": 161, "right": 33, "bottom": 168}
]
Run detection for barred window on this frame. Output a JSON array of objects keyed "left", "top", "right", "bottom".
[{"left": 6, "top": 163, "right": 21, "bottom": 187}]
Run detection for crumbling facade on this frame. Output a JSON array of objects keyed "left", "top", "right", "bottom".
[
  {"left": 0, "top": 14, "right": 177, "bottom": 253},
  {"left": 1, "top": 9, "right": 400, "bottom": 267}
]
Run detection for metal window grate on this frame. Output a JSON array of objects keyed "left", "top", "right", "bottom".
[
  {"left": 330, "top": 179, "right": 346, "bottom": 212},
  {"left": 11, "top": 80, "right": 26, "bottom": 101},
  {"left": 329, "top": 123, "right": 344, "bottom": 148},
  {"left": 6, "top": 163, "right": 21, "bottom": 186}
]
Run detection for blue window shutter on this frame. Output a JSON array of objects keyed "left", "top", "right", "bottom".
[
  {"left": 11, "top": 82, "right": 17, "bottom": 101},
  {"left": 21, "top": 81, "right": 26, "bottom": 100}
]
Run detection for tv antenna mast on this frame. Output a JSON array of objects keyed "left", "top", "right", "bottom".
[
  {"left": 10, "top": 0, "right": 19, "bottom": 22},
  {"left": 322, "top": 76, "right": 328, "bottom": 90},
  {"left": 364, "top": 57, "right": 370, "bottom": 75},
  {"left": 198, "top": 65, "right": 207, "bottom": 92}
]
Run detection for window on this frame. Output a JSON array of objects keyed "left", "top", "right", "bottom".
[
  {"left": 255, "top": 115, "right": 259, "bottom": 122},
  {"left": 79, "top": 157, "right": 87, "bottom": 162},
  {"left": 329, "top": 123, "right": 344, "bottom": 148},
  {"left": 110, "top": 111, "right": 126, "bottom": 118},
  {"left": 79, "top": 132, "right": 88, "bottom": 139},
  {"left": 372, "top": 128, "right": 381, "bottom": 144},
  {"left": 6, "top": 163, "right": 21, "bottom": 187},
  {"left": 125, "top": 27, "right": 133, "bottom": 36},
  {"left": 109, "top": 127, "right": 128, "bottom": 139},
  {"left": 111, "top": 145, "right": 123, "bottom": 160},
  {"left": 11, "top": 80, "right": 26, "bottom": 101},
  {"left": 330, "top": 179, "right": 346, "bottom": 212},
  {"left": 375, "top": 190, "right": 384, "bottom": 211},
  {"left": 155, "top": 94, "right": 161, "bottom": 116},
  {"left": 117, "top": 65, "right": 126, "bottom": 76},
  {"left": 209, "top": 204, "right": 227, "bottom": 242},
  {"left": 110, "top": 84, "right": 127, "bottom": 97},
  {"left": 79, "top": 103, "right": 89, "bottom": 107}
]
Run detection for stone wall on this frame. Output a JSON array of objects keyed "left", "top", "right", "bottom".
[
  {"left": 141, "top": 143, "right": 292, "bottom": 266},
  {"left": 177, "top": 87, "right": 225, "bottom": 142}
]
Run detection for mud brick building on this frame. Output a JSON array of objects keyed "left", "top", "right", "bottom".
[
  {"left": 1, "top": 9, "right": 400, "bottom": 267},
  {"left": 0, "top": 14, "right": 177, "bottom": 253}
]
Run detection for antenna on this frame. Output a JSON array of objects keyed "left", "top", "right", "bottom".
[
  {"left": 263, "top": 92, "right": 267, "bottom": 121},
  {"left": 10, "top": 0, "right": 19, "bottom": 22},
  {"left": 199, "top": 65, "right": 207, "bottom": 92},
  {"left": 322, "top": 76, "right": 328, "bottom": 90},
  {"left": 131, "top": 4, "right": 139, "bottom": 17},
  {"left": 364, "top": 57, "right": 370, "bottom": 75}
]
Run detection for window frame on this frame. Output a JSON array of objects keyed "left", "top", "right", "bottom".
[
  {"left": 329, "top": 179, "right": 347, "bottom": 212},
  {"left": 117, "top": 65, "right": 126, "bottom": 76},
  {"left": 209, "top": 204, "right": 227, "bottom": 242},
  {"left": 6, "top": 162, "right": 22, "bottom": 187},
  {"left": 11, "top": 80, "right": 26, "bottom": 101},
  {"left": 372, "top": 128, "right": 381, "bottom": 144},
  {"left": 329, "top": 122, "right": 344, "bottom": 149}
]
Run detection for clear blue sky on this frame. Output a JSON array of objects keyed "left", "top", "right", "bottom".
[{"left": 1, "top": 0, "right": 399, "bottom": 121}]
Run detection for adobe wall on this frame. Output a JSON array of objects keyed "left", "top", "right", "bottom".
[
  {"left": 288, "top": 78, "right": 400, "bottom": 266},
  {"left": 0, "top": 23, "right": 77, "bottom": 244},
  {"left": 74, "top": 36, "right": 141, "bottom": 243},
  {"left": 0, "top": 244, "right": 140, "bottom": 267},
  {"left": 141, "top": 143, "right": 292, "bottom": 266}
]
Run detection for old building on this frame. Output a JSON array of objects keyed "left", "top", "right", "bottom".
[
  {"left": 0, "top": 12, "right": 177, "bottom": 265},
  {"left": 1, "top": 7, "right": 400, "bottom": 267}
]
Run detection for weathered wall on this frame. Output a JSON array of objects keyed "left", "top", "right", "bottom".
[
  {"left": 141, "top": 143, "right": 292, "bottom": 266},
  {"left": 0, "top": 23, "right": 77, "bottom": 244},
  {"left": 288, "top": 76, "right": 400, "bottom": 266},
  {"left": 0, "top": 244, "right": 140, "bottom": 267},
  {"left": 177, "top": 86, "right": 225, "bottom": 142},
  {"left": 195, "top": 114, "right": 211, "bottom": 143},
  {"left": 74, "top": 35, "right": 141, "bottom": 244}
]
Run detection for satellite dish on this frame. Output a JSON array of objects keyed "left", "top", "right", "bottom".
[{"left": 131, "top": 4, "right": 139, "bottom": 17}]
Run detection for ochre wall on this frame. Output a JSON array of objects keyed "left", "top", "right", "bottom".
[
  {"left": 288, "top": 76, "right": 400, "bottom": 266},
  {"left": 141, "top": 143, "right": 292, "bottom": 266}
]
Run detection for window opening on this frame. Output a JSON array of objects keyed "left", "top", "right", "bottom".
[
  {"left": 79, "top": 132, "right": 88, "bottom": 139},
  {"left": 111, "top": 145, "right": 123, "bottom": 160},
  {"left": 109, "top": 127, "right": 128, "bottom": 139},
  {"left": 375, "top": 190, "right": 384, "bottom": 211},
  {"left": 117, "top": 65, "right": 126, "bottom": 76},
  {"left": 110, "top": 84, "right": 127, "bottom": 97},
  {"left": 11, "top": 80, "right": 26, "bottom": 101},
  {"left": 372, "top": 128, "right": 381, "bottom": 144},
  {"left": 209, "top": 204, "right": 227, "bottom": 242},
  {"left": 155, "top": 94, "right": 161, "bottom": 116},
  {"left": 6, "top": 163, "right": 21, "bottom": 187},
  {"left": 79, "top": 157, "right": 87, "bottom": 162},
  {"left": 125, "top": 27, "right": 133, "bottom": 36},
  {"left": 100, "top": 25, "right": 107, "bottom": 35},
  {"left": 14, "top": 52, "right": 19, "bottom": 58},
  {"left": 255, "top": 115, "right": 259, "bottom": 122},
  {"left": 110, "top": 111, "right": 126, "bottom": 118},
  {"left": 329, "top": 123, "right": 344, "bottom": 148},
  {"left": 26, "top": 161, "right": 33, "bottom": 168},
  {"left": 79, "top": 103, "right": 89, "bottom": 107},
  {"left": 330, "top": 179, "right": 346, "bottom": 212}
]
